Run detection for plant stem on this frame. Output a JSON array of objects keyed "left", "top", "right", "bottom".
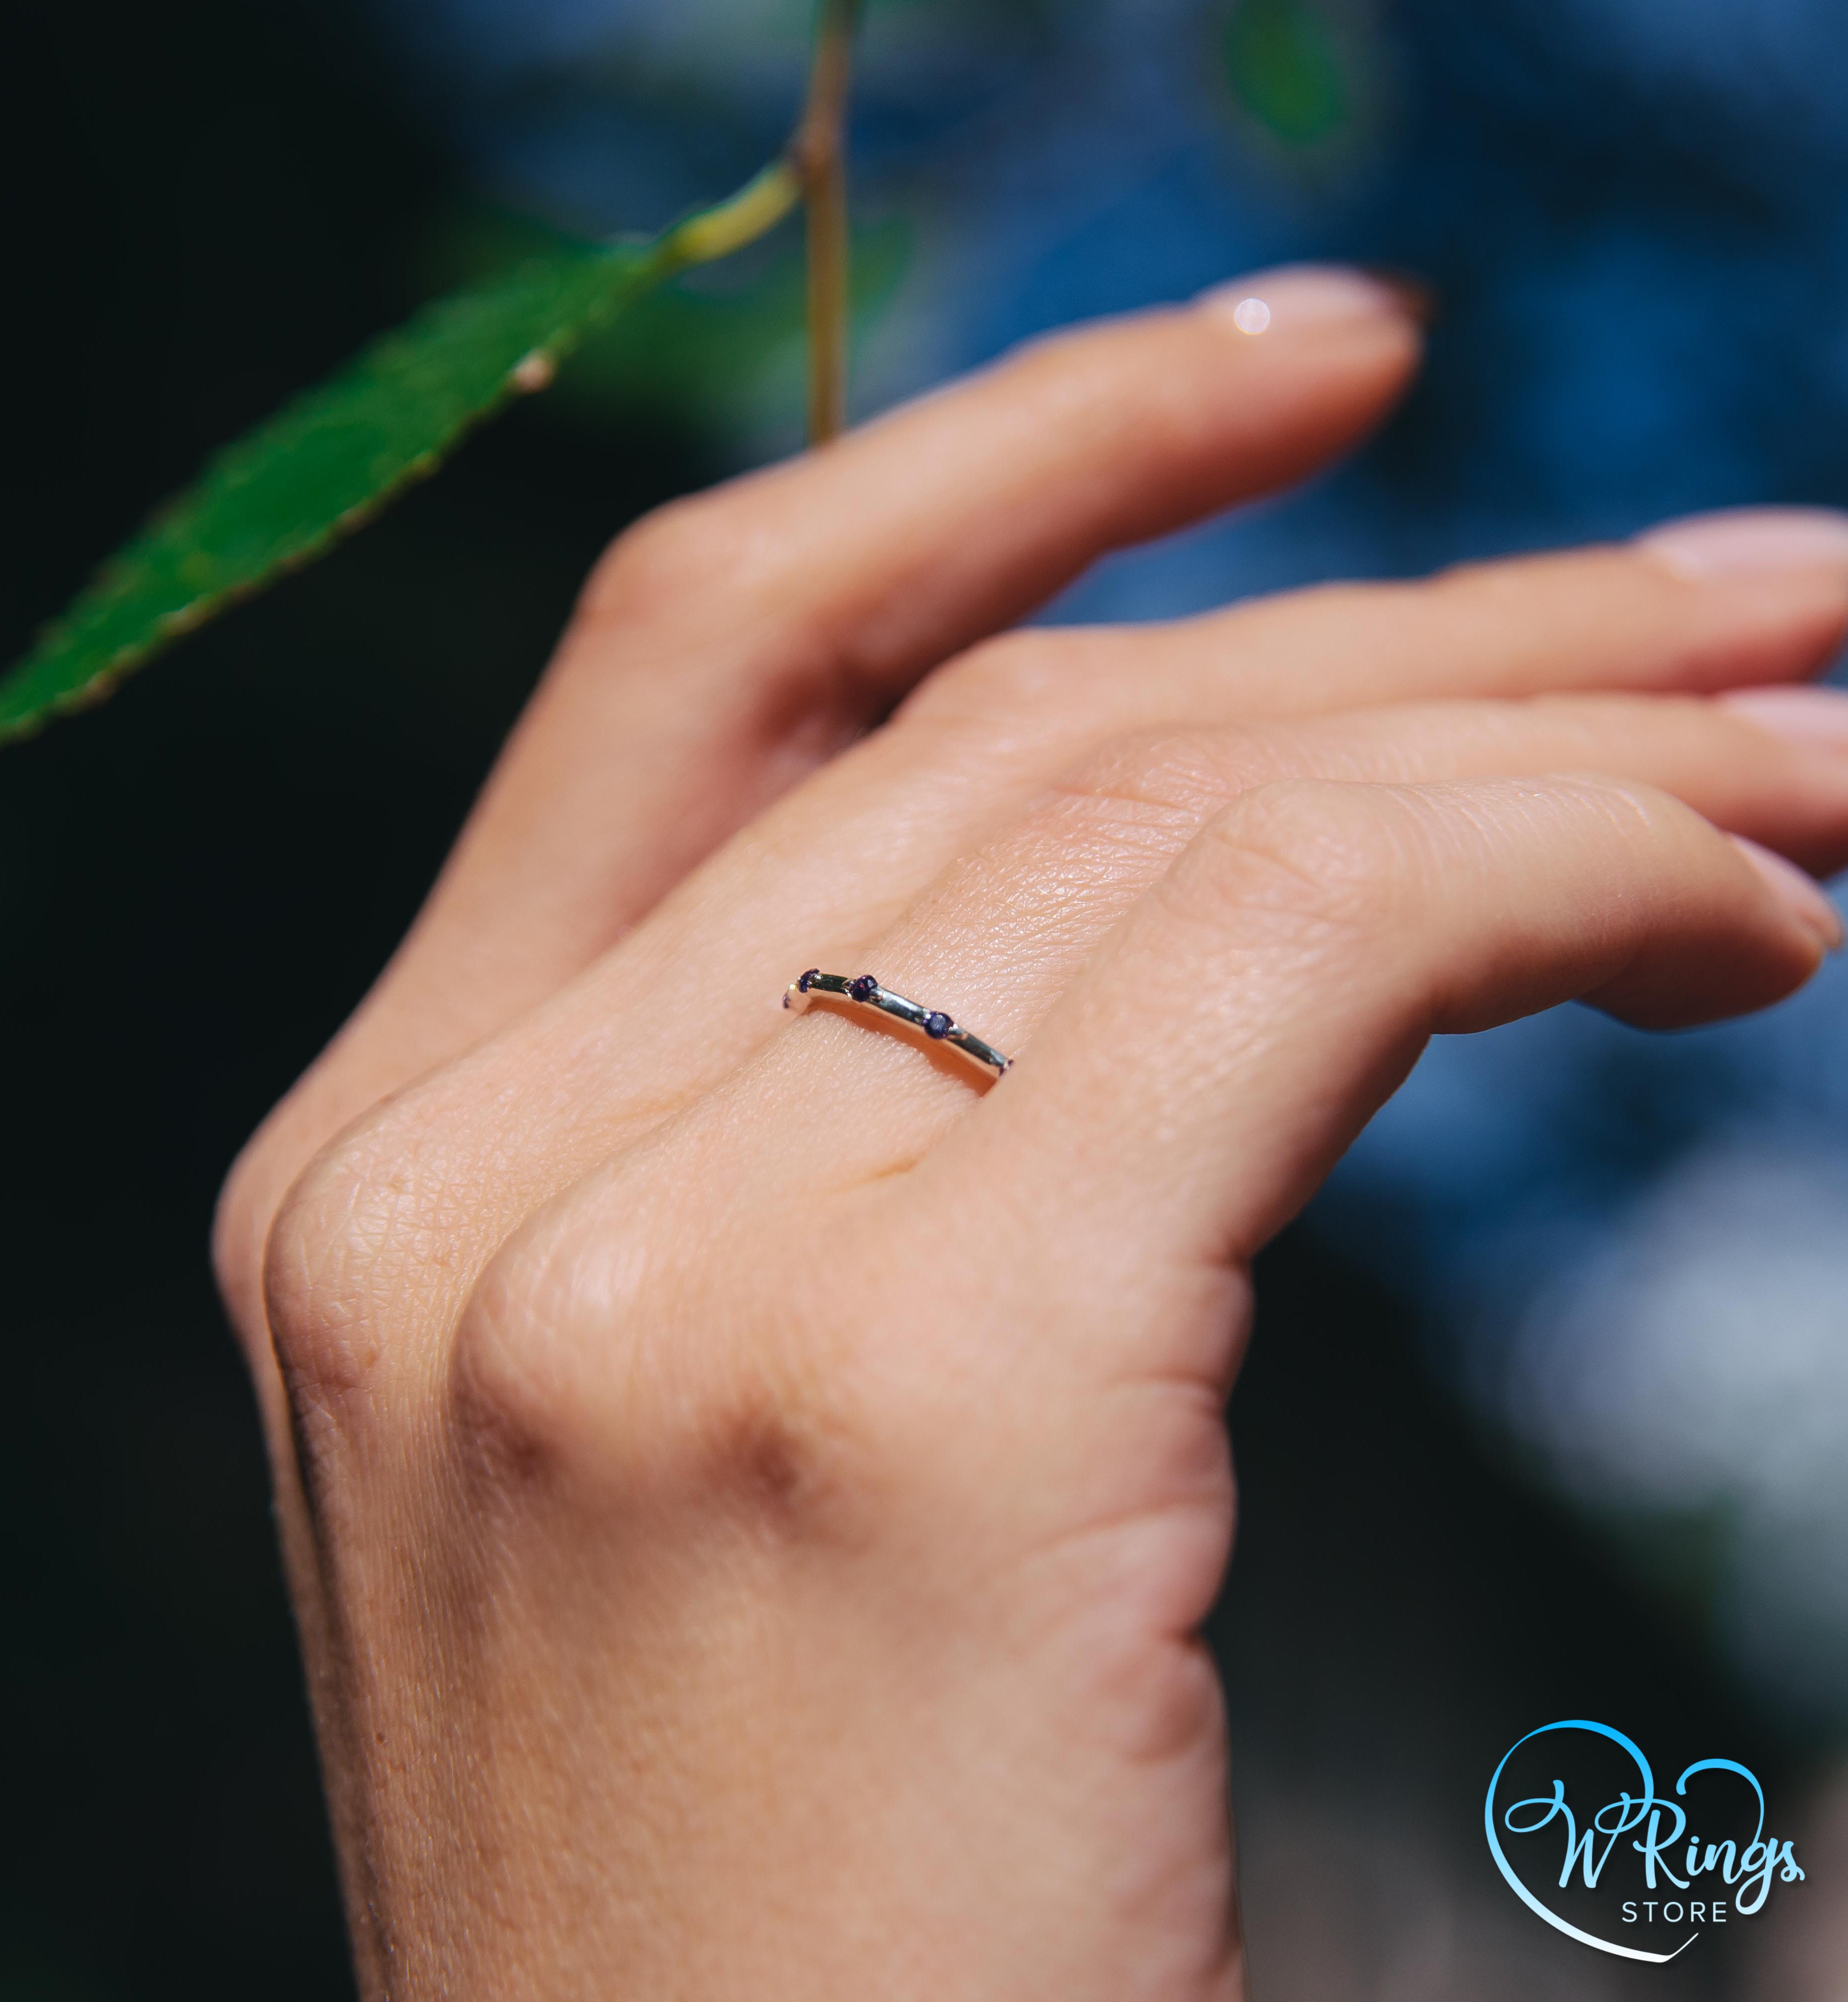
[{"left": 791, "top": 0, "right": 865, "bottom": 445}]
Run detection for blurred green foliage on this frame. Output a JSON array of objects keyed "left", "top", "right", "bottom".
[
  {"left": 1222, "top": 0, "right": 1351, "bottom": 146},
  {"left": 427, "top": 204, "right": 911, "bottom": 440}
]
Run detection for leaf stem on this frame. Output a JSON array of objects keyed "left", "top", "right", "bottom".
[
  {"left": 791, "top": 0, "right": 865, "bottom": 445},
  {"left": 658, "top": 159, "right": 803, "bottom": 274}
]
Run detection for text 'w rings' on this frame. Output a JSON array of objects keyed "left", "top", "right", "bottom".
[{"left": 782, "top": 972, "right": 1013, "bottom": 1083}]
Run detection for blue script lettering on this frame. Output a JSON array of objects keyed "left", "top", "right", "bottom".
[
  {"left": 1634, "top": 1803, "right": 1691, "bottom": 1889},
  {"left": 1486, "top": 1723, "right": 1805, "bottom": 1964},
  {"left": 1504, "top": 1779, "right": 1650, "bottom": 1889},
  {"left": 1735, "top": 1838, "right": 1806, "bottom": 1916}
]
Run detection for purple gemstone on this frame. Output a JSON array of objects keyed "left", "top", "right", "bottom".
[
  {"left": 798, "top": 969, "right": 819, "bottom": 993},
  {"left": 849, "top": 975, "right": 878, "bottom": 1002},
  {"left": 924, "top": 1011, "right": 953, "bottom": 1039}
]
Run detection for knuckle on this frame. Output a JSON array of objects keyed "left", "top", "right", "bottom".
[
  {"left": 1554, "top": 769, "right": 1667, "bottom": 819},
  {"left": 260, "top": 1101, "right": 459, "bottom": 1429},
  {"left": 1189, "top": 777, "right": 1411, "bottom": 936},
  {"left": 1544, "top": 771, "right": 1685, "bottom": 853},
  {"left": 261, "top": 1136, "right": 398, "bottom": 1414},
  {"left": 212, "top": 1135, "right": 281, "bottom": 1365},
  {"left": 1057, "top": 727, "right": 1277, "bottom": 821},
  {"left": 447, "top": 1188, "right": 892, "bottom": 1547},
  {"left": 901, "top": 629, "right": 1071, "bottom": 728},
  {"left": 444, "top": 1200, "right": 617, "bottom": 1484},
  {"left": 575, "top": 491, "right": 743, "bottom": 631}
]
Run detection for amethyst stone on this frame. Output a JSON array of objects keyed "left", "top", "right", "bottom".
[
  {"left": 849, "top": 975, "right": 879, "bottom": 1002},
  {"left": 798, "top": 968, "right": 819, "bottom": 993},
  {"left": 923, "top": 1011, "right": 953, "bottom": 1039}
]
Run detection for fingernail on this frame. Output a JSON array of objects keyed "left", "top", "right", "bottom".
[
  {"left": 1732, "top": 835, "right": 1846, "bottom": 951},
  {"left": 1197, "top": 264, "right": 1417, "bottom": 337},
  {"left": 1361, "top": 265, "right": 1440, "bottom": 326},
  {"left": 1720, "top": 684, "right": 1848, "bottom": 753},
  {"left": 1637, "top": 508, "right": 1848, "bottom": 583}
]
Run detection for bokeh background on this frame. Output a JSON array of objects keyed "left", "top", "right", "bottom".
[{"left": 6, "top": 0, "right": 1847, "bottom": 1994}]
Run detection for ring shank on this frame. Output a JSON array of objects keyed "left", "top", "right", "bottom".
[{"left": 783, "top": 972, "right": 1012, "bottom": 1082}]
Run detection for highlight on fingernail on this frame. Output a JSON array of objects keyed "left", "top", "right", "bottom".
[
  {"left": 1230, "top": 297, "right": 1272, "bottom": 335},
  {"left": 1732, "top": 834, "right": 1846, "bottom": 952},
  {"left": 1637, "top": 507, "right": 1848, "bottom": 584},
  {"left": 1197, "top": 264, "right": 1421, "bottom": 336}
]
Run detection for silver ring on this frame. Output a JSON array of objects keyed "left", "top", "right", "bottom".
[{"left": 783, "top": 971, "right": 1013, "bottom": 1082}]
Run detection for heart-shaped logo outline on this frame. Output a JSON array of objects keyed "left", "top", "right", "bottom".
[{"left": 1485, "top": 1719, "right": 1770, "bottom": 1964}]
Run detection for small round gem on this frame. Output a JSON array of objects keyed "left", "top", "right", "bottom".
[
  {"left": 849, "top": 975, "right": 879, "bottom": 1002},
  {"left": 798, "top": 968, "right": 819, "bottom": 993},
  {"left": 923, "top": 1011, "right": 953, "bottom": 1039}
]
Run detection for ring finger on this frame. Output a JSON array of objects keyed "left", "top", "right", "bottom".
[{"left": 729, "top": 690, "right": 1848, "bottom": 1184}]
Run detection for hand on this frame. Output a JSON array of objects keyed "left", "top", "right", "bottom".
[{"left": 216, "top": 266, "right": 1848, "bottom": 2000}]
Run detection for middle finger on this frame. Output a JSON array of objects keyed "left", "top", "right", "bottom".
[{"left": 615, "top": 517, "right": 1848, "bottom": 1027}]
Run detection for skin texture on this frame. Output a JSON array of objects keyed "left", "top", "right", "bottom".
[{"left": 215, "top": 265, "right": 1848, "bottom": 2000}]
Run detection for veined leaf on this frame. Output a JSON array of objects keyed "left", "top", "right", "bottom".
[{"left": 0, "top": 162, "right": 799, "bottom": 744}]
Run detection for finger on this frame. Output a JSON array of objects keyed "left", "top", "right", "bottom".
[
  {"left": 898, "top": 509, "right": 1848, "bottom": 749},
  {"left": 1035, "top": 692, "right": 1848, "bottom": 874},
  {"left": 935, "top": 775, "right": 1838, "bottom": 1349},
  {"left": 364, "top": 268, "right": 1423, "bottom": 1062}
]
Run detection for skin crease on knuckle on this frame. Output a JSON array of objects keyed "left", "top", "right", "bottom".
[
  {"left": 1149, "top": 777, "right": 1738, "bottom": 1050},
  {"left": 574, "top": 489, "right": 765, "bottom": 638},
  {"left": 1182, "top": 779, "right": 1419, "bottom": 964},
  {"left": 442, "top": 1136, "right": 896, "bottom": 1548},
  {"left": 272, "top": 1090, "right": 499, "bottom": 1356},
  {"left": 864, "top": 707, "right": 1749, "bottom": 1025}
]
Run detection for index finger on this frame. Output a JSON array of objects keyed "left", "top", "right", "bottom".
[
  {"left": 419, "top": 267, "right": 1423, "bottom": 1013},
  {"left": 235, "top": 272, "right": 1420, "bottom": 1209}
]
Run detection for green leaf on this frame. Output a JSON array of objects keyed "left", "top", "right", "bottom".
[
  {"left": 1223, "top": 0, "right": 1350, "bottom": 147},
  {"left": 0, "top": 163, "right": 799, "bottom": 744}
]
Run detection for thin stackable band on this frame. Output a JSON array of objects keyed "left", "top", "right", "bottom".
[{"left": 782, "top": 971, "right": 1013, "bottom": 1082}]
